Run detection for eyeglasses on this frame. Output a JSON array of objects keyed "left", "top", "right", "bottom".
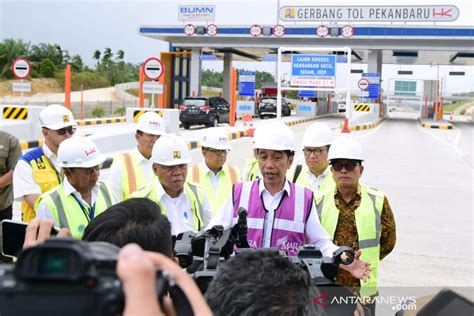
[
  {"left": 56, "top": 126, "right": 76, "bottom": 136},
  {"left": 331, "top": 160, "right": 359, "bottom": 172},
  {"left": 303, "top": 147, "right": 327, "bottom": 156},
  {"left": 204, "top": 148, "right": 228, "bottom": 155},
  {"left": 72, "top": 164, "right": 101, "bottom": 175}
]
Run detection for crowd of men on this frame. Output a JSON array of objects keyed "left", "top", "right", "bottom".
[{"left": 1, "top": 103, "right": 397, "bottom": 315}]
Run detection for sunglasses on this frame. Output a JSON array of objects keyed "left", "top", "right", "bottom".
[
  {"left": 331, "top": 160, "right": 359, "bottom": 172},
  {"left": 56, "top": 126, "right": 76, "bottom": 136},
  {"left": 303, "top": 147, "right": 327, "bottom": 156}
]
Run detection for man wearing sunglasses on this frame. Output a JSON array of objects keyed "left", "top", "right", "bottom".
[
  {"left": 288, "top": 122, "right": 335, "bottom": 194},
  {"left": 35, "top": 136, "right": 114, "bottom": 239},
  {"left": 315, "top": 136, "right": 396, "bottom": 314},
  {"left": 13, "top": 104, "right": 77, "bottom": 222},
  {"left": 208, "top": 121, "right": 370, "bottom": 281},
  {"left": 188, "top": 129, "right": 241, "bottom": 217},
  {"left": 108, "top": 111, "right": 166, "bottom": 202}
]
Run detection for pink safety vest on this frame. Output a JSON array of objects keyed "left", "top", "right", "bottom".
[{"left": 232, "top": 180, "right": 313, "bottom": 256}]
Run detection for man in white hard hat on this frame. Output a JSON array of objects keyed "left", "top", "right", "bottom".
[
  {"left": 108, "top": 111, "right": 166, "bottom": 202},
  {"left": 314, "top": 135, "right": 396, "bottom": 313},
  {"left": 208, "top": 121, "right": 370, "bottom": 280},
  {"left": 288, "top": 122, "right": 335, "bottom": 193},
  {"left": 132, "top": 134, "right": 212, "bottom": 236},
  {"left": 188, "top": 129, "right": 241, "bottom": 216},
  {"left": 13, "top": 104, "right": 77, "bottom": 222},
  {"left": 35, "top": 136, "right": 114, "bottom": 239}
]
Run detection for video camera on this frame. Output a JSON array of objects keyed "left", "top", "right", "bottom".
[
  {"left": 174, "top": 207, "right": 355, "bottom": 292},
  {"left": 0, "top": 238, "right": 191, "bottom": 316}
]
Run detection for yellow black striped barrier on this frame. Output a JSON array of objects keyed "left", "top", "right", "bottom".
[
  {"left": 3, "top": 106, "right": 28, "bottom": 120},
  {"left": 421, "top": 123, "right": 453, "bottom": 130},
  {"left": 77, "top": 117, "right": 126, "bottom": 126},
  {"left": 339, "top": 118, "right": 385, "bottom": 131},
  {"left": 133, "top": 110, "right": 164, "bottom": 122},
  {"left": 354, "top": 104, "right": 370, "bottom": 112}
]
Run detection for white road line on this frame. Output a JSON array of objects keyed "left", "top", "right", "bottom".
[
  {"left": 417, "top": 125, "right": 464, "bottom": 156},
  {"left": 353, "top": 119, "right": 388, "bottom": 140},
  {"left": 454, "top": 129, "right": 462, "bottom": 152}
]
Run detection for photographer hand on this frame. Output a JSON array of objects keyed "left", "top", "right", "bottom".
[
  {"left": 340, "top": 250, "right": 371, "bottom": 281},
  {"left": 23, "top": 218, "right": 71, "bottom": 249},
  {"left": 117, "top": 243, "right": 212, "bottom": 316}
]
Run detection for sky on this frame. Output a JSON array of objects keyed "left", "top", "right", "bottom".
[{"left": 1, "top": 0, "right": 473, "bottom": 94}]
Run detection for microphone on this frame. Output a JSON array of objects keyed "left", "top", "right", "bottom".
[{"left": 236, "top": 207, "right": 249, "bottom": 248}]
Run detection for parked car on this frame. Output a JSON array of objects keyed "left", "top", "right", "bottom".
[
  {"left": 179, "top": 96, "right": 230, "bottom": 129},
  {"left": 258, "top": 97, "right": 291, "bottom": 119},
  {"left": 337, "top": 100, "right": 346, "bottom": 113}
]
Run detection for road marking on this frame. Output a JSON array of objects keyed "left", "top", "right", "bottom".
[
  {"left": 353, "top": 119, "right": 387, "bottom": 140},
  {"left": 417, "top": 125, "right": 464, "bottom": 156}
]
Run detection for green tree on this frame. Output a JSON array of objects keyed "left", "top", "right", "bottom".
[
  {"left": 102, "top": 47, "right": 113, "bottom": 63},
  {"left": 39, "top": 58, "right": 56, "bottom": 77},
  {"left": 0, "top": 38, "right": 30, "bottom": 78},
  {"left": 70, "top": 54, "right": 84, "bottom": 72},
  {"left": 93, "top": 50, "right": 101, "bottom": 65},
  {"left": 29, "top": 43, "right": 63, "bottom": 67}
]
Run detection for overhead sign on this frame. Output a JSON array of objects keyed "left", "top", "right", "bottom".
[
  {"left": 184, "top": 24, "right": 196, "bottom": 36},
  {"left": 273, "top": 25, "right": 285, "bottom": 37},
  {"left": 142, "top": 82, "right": 163, "bottom": 94},
  {"left": 11, "top": 57, "right": 31, "bottom": 80},
  {"left": 316, "top": 25, "right": 329, "bottom": 38},
  {"left": 238, "top": 71, "right": 256, "bottom": 97},
  {"left": 358, "top": 78, "right": 370, "bottom": 90},
  {"left": 143, "top": 57, "right": 164, "bottom": 80},
  {"left": 262, "top": 55, "right": 278, "bottom": 62},
  {"left": 279, "top": 5, "right": 459, "bottom": 22},
  {"left": 291, "top": 54, "right": 336, "bottom": 87},
  {"left": 12, "top": 82, "right": 31, "bottom": 92},
  {"left": 206, "top": 24, "right": 218, "bottom": 36},
  {"left": 249, "top": 25, "right": 262, "bottom": 37},
  {"left": 199, "top": 54, "right": 217, "bottom": 61},
  {"left": 178, "top": 5, "right": 215, "bottom": 21},
  {"left": 341, "top": 25, "right": 354, "bottom": 38},
  {"left": 298, "top": 90, "right": 317, "bottom": 98}
]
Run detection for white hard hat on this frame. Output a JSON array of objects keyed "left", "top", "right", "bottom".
[
  {"left": 57, "top": 136, "right": 106, "bottom": 168},
  {"left": 253, "top": 121, "right": 295, "bottom": 151},
  {"left": 150, "top": 134, "right": 191, "bottom": 166},
  {"left": 136, "top": 111, "right": 166, "bottom": 136},
  {"left": 301, "top": 122, "right": 334, "bottom": 147},
  {"left": 328, "top": 136, "right": 364, "bottom": 161},
  {"left": 39, "top": 104, "right": 76, "bottom": 130},
  {"left": 201, "top": 128, "right": 232, "bottom": 150}
]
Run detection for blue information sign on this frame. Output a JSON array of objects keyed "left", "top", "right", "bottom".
[
  {"left": 362, "top": 72, "right": 380, "bottom": 99},
  {"left": 239, "top": 71, "right": 256, "bottom": 97},
  {"left": 298, "top": 90, "right": 317, "bottom": 98},
  {"left": 199, "top": 54, "right": 217, "bottom": 61},
  {"left": 291, "top": 55, "right": 336, "bottom": 77}
]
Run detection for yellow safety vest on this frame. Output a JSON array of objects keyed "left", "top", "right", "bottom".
[
  {"left": 112, "top": 152, "right": 147, "bottom": 201},
  {"left": 243, "top": 156, "right": 260, "bottom": 181},
  {"left": 315, "top": 184, "right": 385, "bottom": 298},
  {"left": 132, "top": 181, "right": 206, "bottom": 231},
  {"left": 288, "top": 164, "right": 335, "bottom": 194},
  {"left": 20, "top": 147, "right": 61, "bottom": 222},
  {"left": 34, "top": 181, "right": 113, "bottom": 239},
  {"left": 188, "top": 164, "right": 240, "bottom": 216}
]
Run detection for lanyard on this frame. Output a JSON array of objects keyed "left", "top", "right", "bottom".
[{"left": 71, "top": 193, "right": 96, "bottom": 223}]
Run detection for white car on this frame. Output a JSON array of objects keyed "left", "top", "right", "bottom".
[{"left": 337, "top": 100, "right": 346, "bottom": 113}]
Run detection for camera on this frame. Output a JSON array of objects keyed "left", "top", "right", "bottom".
[{"left": 0, "top": 238, "right": 176, "bottom": 316}]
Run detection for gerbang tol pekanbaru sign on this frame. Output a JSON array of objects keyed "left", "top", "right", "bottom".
[{"left": 279, "top": 5, "right": 459, "bottom": 22}]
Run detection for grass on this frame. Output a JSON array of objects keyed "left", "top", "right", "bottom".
[
  {"left": 0, "top": 78, "right": 62, "bottom": 98},
  {"left": 443, "top": 101, "right": 462, "bottom": 113}
]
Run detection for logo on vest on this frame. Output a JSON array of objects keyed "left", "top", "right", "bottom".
[
  {"left": 35, "top": 158, "right": 46, "bottom": 169},
  {"left": 78, "top": 224, "right": 86, "bottom": 233},
  {"left": 276, "top": 235, "right": 300, "bottom": 252},
  {"left": 247, "top": 239, "right": 258, "bottom": 248}
]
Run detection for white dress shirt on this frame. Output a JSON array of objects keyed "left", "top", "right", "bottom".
[
  {"left": 13, "top": 144, "right": 61, "bottom": 201},
  {"left": 305, "top": 165, "right": 332, "bottom": 194},
  {"left": 108, "top": 147, "right": 155, "bottom": 202},
  {"left": 208, "top": 178, "right": 339, "bottom": 257},
  {"left": 151, "top": 180, "right": 213, "bottom": 236},
  {"left": 36, "top": 178, "right": 100, "bottom": 227}
]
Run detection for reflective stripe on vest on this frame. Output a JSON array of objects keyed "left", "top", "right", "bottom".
[
  {"left": 134, "top": 182, "right": 205, "bottom": 231},
  {"left": 316, "top": 184, "right": 384, "bottom": 297},
  {"left": 293, "top": 164, "right": 335, "bottom": 195},
  {"left": 118, "top": 152, "right": 147, "bottom": 200},
  {"left": 233, "top": 180, "right": 311, "bottom": 255},
  {"left": 42, "top": 182, "right": 113, "bottom": 239},
  {"left": 191, "top": 164, "right": 240, "bottom": 216},
  {"left": 20, "top": 147, "right": 61, "bottom": 222}
]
